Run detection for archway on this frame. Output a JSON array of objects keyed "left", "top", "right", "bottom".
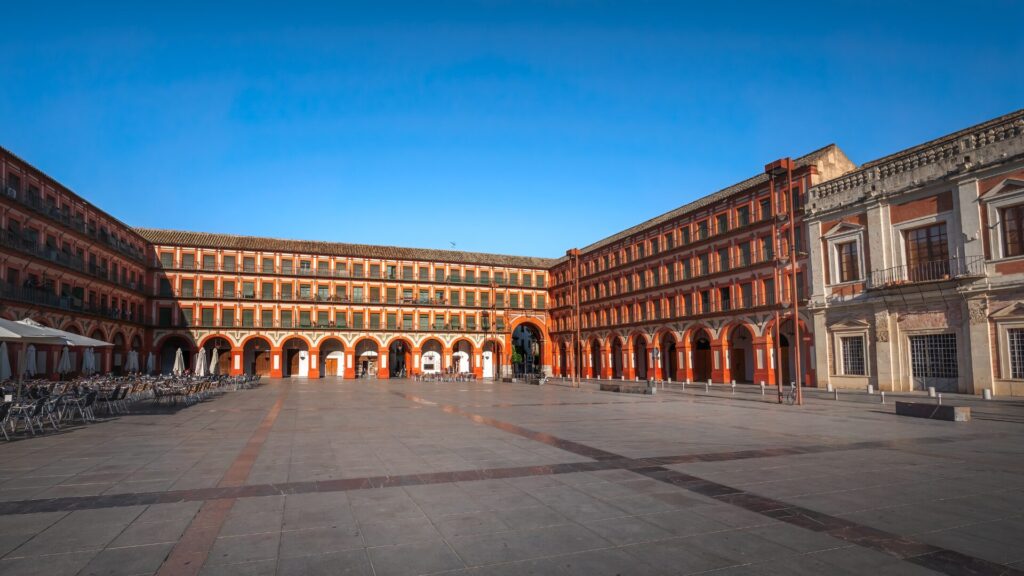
[
  {"left": 558, "top": 341, "right": 568, "bottom": 377},
  {"left": 159, "top": 335, "right": 194, "bottom": 374},
  {"left": 243, "top": 336, "right": 273, "bottom": 376},
  {"left": 452, "top": 339, "right": 473, "bottom": 374},
  {"left": 482, "top": 340, "right": 501, "bottom": 379},
  {"left": 202, "top": 336, "right": 233, "bottom": 375},
  {"left": 660, "top": 332, "right": 677, "bottom": 381},
  {"left": 421, "top": 339, "right": 443, "bottom": 374},
  {"left": 590, "top": 339, "right": 602, "bottom": 378},
  {"left": 355, "top": 339, "right": 379, "bottom": 378},
  {"left": 632, "top": 334, "right": 648, "bottom": 380},
  {"left": 610, "top": 336, "right": 623, "bottom": 379},
  {"left": 388, "top": 339, "right": 412, "bottom": 377},
  {"left": 691, "top": 329, "right": 712, "bottom": 382},
  {"left": 512, "top": 323, "right": 543, "bottom": 376},
  {"left": 112, "top": 332, "right": 126, "bottom": 374},
  {"left": 728, "top": 325, "right": 755, "bottom": 383},
  {"left": 282, "top": 337, "right": 310, "bottom": 377},
  {"left": 319, "top": 338, "right": 346, "bottom": 377}
]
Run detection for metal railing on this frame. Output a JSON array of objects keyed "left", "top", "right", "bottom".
[
  {"left": 1, "top": 230, "right": 143, "bottom": 291},
  {"left": 166, "top": 318, "right": 503, "bottom": 332},
  {"left": 870, "top": 255, "right": 985, "bottom": 288},
  {"left": 3, "top": 179, "right": 147, "bottom": 262},
  {"left": 0, "top": 283, "right": 140, "bottom": 322}
]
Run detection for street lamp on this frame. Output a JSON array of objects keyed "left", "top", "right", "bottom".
[{"left": 765, "top": 158, "right": 803, "bottom": 406}]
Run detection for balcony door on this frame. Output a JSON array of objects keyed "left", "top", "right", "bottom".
[{"left": 904, "top": 223, "right": 949, "bottom": 282}]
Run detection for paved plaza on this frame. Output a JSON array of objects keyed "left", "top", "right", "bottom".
[{"left": 0, "top": 379, "right": 1022, "bottom": 576}]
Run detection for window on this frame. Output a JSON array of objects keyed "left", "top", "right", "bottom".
[
  {"left": 909, "top": 334, "right": 958, "bottom": 379},
  {"left": 905, "top": 223, "right": 949, "bottom": 281},
  {"left": 738, "top": 242, "right": 751, "bottom": 267},
  {"left": 202, "top": 255, "right": 216, "bottom": 270},
  {"left": 761, "top": 237, "right": 774, "bottom": 261},
  {"left": 369, "top": 264, "right": 380, "bottom": 278},
  {"left": 737, "top": 205, "right": 750, "bottom": 227},
  {"left": 281, "top": 259, "right": 293, "bottom": 274},
  {"left": 717, "top": 248, "right": 730, "bottom": 271},
  {"left": 763, "top": 279, "right": 775, "bottom": 305},
  {"left": 352, "top": 312, "right": 364, "bottom": 329},
  {"left": 262, "top": 258, "right": 274, "bottom": 273},
  {"left": 698, "top": 221, "right": 709, "bottom": 240},
  {"left": 740, "top": 283, "right": 752, "bottom": 308},
  {"left": 840, "top": 336, "right": 866, "bottom": 375},
  {"left": 1002, "top": 205, "right": 1024, "bottom": 257},
  {"left": 181, "top": 254, "right": 195, "bottom": 269},
  {"left": 280, "top": 310, "right": 292, "bottom": 328},
  {"left": 1009, "top": 329, "right": 1024, "bottom": 379},
  {"left": 700, "top": 291, "right": 710, "bottom": 314},
  {"left": 834, "top": 241, "right": 859, "bottom": 283},
  {"left": 259, "top": 310, "right": 271, "bottom": 327},
  {"left": 719, "top": 287, "right": 731, "bottom": 311},
  {"left": 435, "top": 269, "right": 445, "bottom": 282},
  {"left": 224, "top": 256, "right": 236, "bottom": 272},
  {"left": 716, "top": 214, "right": 729, "bottom": 234},
  {"left": 159, "top": 252, "right": 173, "bottom": 268},
  {"left": 419, "top": 267, "right": 429, "bottom": 281}
]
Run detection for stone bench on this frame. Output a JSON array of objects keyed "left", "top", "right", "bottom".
[
  {"left": 600, "top": 382, "right": 656, "bottom": 395},
  {"left": 895, "top": 401, "right": 970, "bottom": 422}
]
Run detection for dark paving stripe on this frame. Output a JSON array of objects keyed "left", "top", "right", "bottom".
[
  {"left": 394, "top": 391, "right": 624, "bottom": 460},
  {"left": 393, "top": 389, "right": 1023, "bottom": 576},
  {"left": 156, "top": 382, "right": 290, "bottom": 576},
  {"left": 631, "top": 466, "right": 1024, "bottom": 576}
]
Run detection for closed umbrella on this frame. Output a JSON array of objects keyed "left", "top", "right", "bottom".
[
  {"left": 209, "top": 348, "right": 220, "bottom": 376},
  {"left": 24, "top": 344, "right": 36, "bottom": 377},
  {"left": 195, "top": 348, "right": 208, "bottom": 377},
  {"left": 57, "top": 346, "right": 72, "bottom": 375},
  {"left": 172, "top": 348, "right": 185, "bottom": 375},
  {"left": 0, "top": 342, "right": 10, "bottom": 381},
  {"left": 82, "top": 347, "right": 96, "bottom": 375},
  {"left": 146, "top": 352, "right": 156, "bottom": 374}
]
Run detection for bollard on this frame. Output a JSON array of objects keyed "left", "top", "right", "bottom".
[
  {"left": 826, "top": 383, "right": 833, "bottom": 393},
  {"left": 928, "top": 386, "right": 937, "bottom": 398},
  {"left": 983, "top": 389, "right": 993, "bottom": 400},
  {"left": 704, "top": 380, "right": 709, "bottom": 392},
  {"left": 760, "top": 382, "right": 765, "bottom": 396},
  {"left": 731, "top": 380, "right": 736, "bottom": 394},
  {"left": 834, "top": 389, "right": 839, "bottom": 401},
  {"left": 880, "top": 391, "right": 885, "bottom": 404},
  {"left": 937, "top": 393, "right": 942, "bottom": 405},
  {"left": 867, "top": 384, "right": 874, "bottom": 395}
]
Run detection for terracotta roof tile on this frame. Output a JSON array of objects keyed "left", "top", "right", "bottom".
[{"left": 135, "top": 228, "right": 556, "bottom": 270}]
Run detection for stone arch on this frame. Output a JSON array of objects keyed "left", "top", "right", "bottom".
[
  {"left": 482, "top": 338, "right": 502, "bottom": 379},
  {"left": 386, "top": 336, "right": 415, "bottom": 378},
  {"left": 725, "top": 322, "right": 757, "bottom": 383},
  {"left": 589, "top": 337, "right": 603, "bottom": 379},
  {"left": 158, "top": 334, "right": 195, "bottom": 375},
  {"left": 608, "top": 334, "right": 624, "bottom": 379},
  {"left": 62, "top": 321, "right": 82, "bottom": 334},
  {"left": 281, "top": 336, "right": 310, "bottom": 377},
  {"left": 689, "top": 326, "right": 714, "bottom": 383},
  {"left": 354, "top": 338, "right": 381, "bottom": 378},
  {"left": 451, "top": 338, "right": 475, "bottom": 374},
  {"left": 318, "top": 337, "right": 346, "bottom": 378},
  {"left": 420, "top": 338, "right": 444, "bottom": 374},
  {"left": 243, "top": 335, "right": 273, "bottom": 376},
  {"left": 199, "top": 333, "right": 237, "bottom": 349},
  {"left": 656, "top": 329, "right": 679, "bottom": 382},
  {"left": 200, "top": 335, "right": 234, "bottom": 375}
]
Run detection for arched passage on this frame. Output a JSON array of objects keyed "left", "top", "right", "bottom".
[
  {"left": 660, "top": 332, "right": 678, "bottom": 381},
  {"left": 610, "top": 336, "right": 624, "bottom": 379},
  {"left": 355, "top": 339, "right": 379, "bottom": 378},
  {"left": 558, "top": 340, "right": 568, "bottom": 377},
  {"left": 319, "top": 338, "right": 346, "bottom": 377},
  {"left": 111, "top": 332, "right": 126, "bottom": 374},
  {"left": 243, "top": 336, "right": 273, "bottom": 376},
  {"left": 388, "top": 338, "right": 412, "bottom": 377},
  {"left": 159, "top": 335, "right": 195, "bottom": 375},
  {"left": 421, "top": 339, "right": 443, "bottom": 374},
  {"left": 512, "top": 322, "right": 543, "bottom": 376},
  {"left": 632, "top": 334, "right": 648, "bottom": 380},
  {"left": 282, "top": 337, "right": 310, "bottom": 377},
  {"left": 590, "top": 339, "right": 602, "bottom": 378},
  {"left": 482, "top": 340, "right": 501, "bottom": 379},
  {"left": 728, "top": 324, "right": 755, "bottom": 383},
  {"left": 201, "top": 336, "right": 233, "bottom": 376},
  {"left": 452, "top": 339, "right": 473, "bottom": 374},
  {"left": 691, "top": 328, "right": 713, "bottom": 382}
]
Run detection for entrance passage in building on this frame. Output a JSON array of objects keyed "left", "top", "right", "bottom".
[
  {"left": 483, "top": 341, "right": 501, "bottom": 378},
  {"left": 389, "top": 340, "right": 410, "bottom": 377},
  {"left": 512, "top": 323, "right": 542, "bottom": 376},
  {"left": 244, "top": 337, "right": 273, "bottom": 376},
  {"left": 319, "top": 339, "right": 345, "bottom": 377},
  {"left": 355, "top": 340, "right": 379, "bottom": 378},
  {"left": 692, "top": 330, "right": 712, "bottom": 382}
]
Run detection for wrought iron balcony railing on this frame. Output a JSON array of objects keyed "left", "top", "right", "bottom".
[{"left": 869, "top": 255, "right": 985, "bottom": 288}]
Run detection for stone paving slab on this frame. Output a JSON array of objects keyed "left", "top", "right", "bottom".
[{"left": 0, "top": 377, "right": 1022, "bottom": 575}]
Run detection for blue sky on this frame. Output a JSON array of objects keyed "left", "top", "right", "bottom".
[{"left": 1, "top": 1, "right": 1020, "bottom": 258}]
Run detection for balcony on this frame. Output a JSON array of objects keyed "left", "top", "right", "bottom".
[
  {"left": 0, "top": 283, "right": 139, "bottom": 322},
  {"left": 869, "top": 256, "right": 985, "bottom": 288}
]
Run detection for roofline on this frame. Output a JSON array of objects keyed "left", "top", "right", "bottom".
[{"left": 135, "top": 227, "right": 559, "bottom": 270}]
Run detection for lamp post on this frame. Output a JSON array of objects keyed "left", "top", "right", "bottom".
[
  {"left": 652, "top": 347, "right": 661, "bottom": 381},
  {"left": 765, "top": 158, "right": 803, "bottom": 406}
]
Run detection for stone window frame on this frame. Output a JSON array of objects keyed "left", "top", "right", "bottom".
[
  {"left": 981, "top": 178, "right": 1024, "bottom": 261},
  {"left": 996, "top": 320, "right": 1024, "bottom": 381},
  {"left": 822, "top": 224, "right": 866, "bottom": 287},
  {"left": 832, "top": 330, "right": 870, "bottom": 377},
  {"left": 890, "top": 210, "right": 955, "bottom": 272}
]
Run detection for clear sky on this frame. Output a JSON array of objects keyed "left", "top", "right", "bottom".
[{"left": 1, "top": 1, "right": 1020, "bottom": 258}]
